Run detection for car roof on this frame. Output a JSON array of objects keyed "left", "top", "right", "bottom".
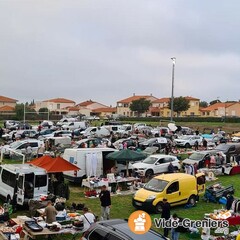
[
  {"left": 154, "top": 173, "right": 194, "bottom": 181},
  {"left": 97, "top": 219, "right": 166, "bottom": 240}
]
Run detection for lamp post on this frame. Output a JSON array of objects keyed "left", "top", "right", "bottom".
[{"left": 170, "top": 57, "right": 176, "bottom": 122}]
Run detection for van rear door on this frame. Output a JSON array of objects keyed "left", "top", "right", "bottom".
[
  {"left": 17, "top": 174, "right": 25, "bottom": 205},
  {"left": 196, "top": 173, "right": 205, "bottom": 195}
]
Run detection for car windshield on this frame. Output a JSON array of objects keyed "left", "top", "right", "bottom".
[
  {"left": 143, "top": 139, "right": 156, "bottom": 144},
  {"left": 181, "top": 136, "right": 191, "bottom": 140},
  {"left": 144, "top": 178, "right": 168, "bottom": 192},
  {"left": 10, "top": 141, "right": 23, "bottom": 148},
  {"left": 142, "top": 156, "right": 158, "bottom": 164},
  {"left": 189, "top": 152, "right": 205, "bottom": 160},
  {"left": 215, "top": 144, "right": 229, "bottom": 151}
]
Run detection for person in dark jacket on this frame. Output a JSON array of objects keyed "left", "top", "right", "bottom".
[
  {"left": 99, "top": 185, "right": 111, "bottom": 220},
  {"left": 161, "top": 198, "right": 171, "bottom": 237}
]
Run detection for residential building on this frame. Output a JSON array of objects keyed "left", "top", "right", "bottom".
[
  {"left": 0, "top": 95, "right": 18, "bottom": 115},
  {"left": 35, "top": 98, "right": 76, "bottom": 115},
  {"left": 76, "top": 100, "right": 109, "bottom": 117},
  {"left": 116, "top": 94, "right": 158, "bottom": 117},
  {"left": 92, "top": 107, "right": 117, "bottom": 118},
  {"left": 150, "top": 96, "right": 200, "bottom": 117},
  {"left": 200, "top": 102, "right": 240, "bottom": 117}
]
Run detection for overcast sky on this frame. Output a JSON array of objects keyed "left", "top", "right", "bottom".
[{"left": 1, "top": 1, "right": 240, "bottom": 106}]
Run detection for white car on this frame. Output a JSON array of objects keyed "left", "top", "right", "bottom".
[
  {"left": 1, "top": 139, "right": 43, "bottom": 158},
  {"left": 174, "top": 135, "right": 203, "bottom": 148},
  {"left": 132, "top": 154, "right": 180, "bottom": 177}
]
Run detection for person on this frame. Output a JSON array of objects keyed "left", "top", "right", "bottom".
[
  {"left": 25, "top": 143, "right": 32, "bottom": 161},
  {"left": 202, "top": 138, "right": 208, "bottom": 150},
  {"left": 37, "top": 144, "right": 45, "bottom": 158},
  {"left": 194, "top": 140, "right": 199, "bottom": 151},
  {"left": 110, "top": 166, "right": 118, "bottom": 175},
  {"left": 161, "top": 198, "right": 171, "bottom": 238},
  {"left": 43, "top": 201, "right": 58, "bottom": 224},
  {"left": 171, "top": 213, "right": 180, "bottom": 240},
  {"left": 168, "top": 162, "right": 174, "bottom": 173},
  {"left": 99, "top": 185, "right": 111, "bottom": 220},
  {"left": 0, "top": 127, "right": 3, "bottom": 138},
  {"left": 12, "top": 132, "right": 16, "bottom": 142},
  {"left": 77, "top": 207, "right": 95, "bottom": 233}
]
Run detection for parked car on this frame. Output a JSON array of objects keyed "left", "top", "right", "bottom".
[
  {"left": 81, "top": 127, "right": 110, "bottom": 138},
  {"left": 139, "top": 137, "right": 168, "bottom": 152},
  {"left": 76, "top": 138, "right": 112, "bottom": 148},
  {"left": 4, "top": 120, "right": 20, "bottom": 129},
  {"left": 15, "top": 130, "right": 38, "bottom": 139},
  {"left": 174, "top": 135, "right": 203, "bottom": 148},
  {"left": 132, "top": 173, "right": 205, "bottom": 213},
  {"left": 132, "top": 154, "right": 180, "bottom": 177},
  {"left": 1, "top": 139, "right": 43, "bottom": 158},
  {"left": 9, "top": 122, "right": 32, "bottom": 131},
  {"left": 83, "top": 219, "right": 168, "bottom": 240},
  {"left": 151, "top": 127, "right": 170, "bottom": 137},
  {"left": 2, "top": 130, "right": 17, "bottom": 141},
  {"left": 38, "top": 129, "right": 56, "bottom": 140},
  {"left": 182, "top": 150, "right": 226, "bottom": 168}
]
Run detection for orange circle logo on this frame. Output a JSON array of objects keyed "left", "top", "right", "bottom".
[{"left": 128, "top": 210, "right": 152, "bottom": 234}]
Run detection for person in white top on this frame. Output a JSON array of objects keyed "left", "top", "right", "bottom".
[{"left": 78, "top": 207, "right": 95, "bottom": 233}]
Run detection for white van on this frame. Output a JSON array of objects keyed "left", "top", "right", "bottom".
[
  {"left": 62, "top": 121, "right": 86, "bottom": 131},
  {"left": 0, "top": 164, "right": 48, "bottom": 205},
  {"left": 63, "top": 148, "right": 121, "bottom": 184},
  {"left": 80, "top": 127, "right": 110, "bottom": 138}
]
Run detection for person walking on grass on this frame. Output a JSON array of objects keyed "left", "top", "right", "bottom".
[
  {"left": 99, "top": 185, "right": 111, "bottom": 220},
  {"left": 161, "top": 198, "right": 171, "bottom": 238}
]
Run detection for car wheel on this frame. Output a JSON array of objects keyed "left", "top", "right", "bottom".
[
  {"left": 155, "top": 202, "right": 163, "bottom": 213},
  {"left": 188, "top": 195, "right": 196, "bottom": 206},
  {"left": 145, "top": 169, "right": 154, "bottom": 178},
  {"left": 185, "top": 143, "right": 191, "bottom": 148}
]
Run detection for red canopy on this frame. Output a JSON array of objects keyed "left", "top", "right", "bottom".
[{"left": 29, "top": 156, "right": 80, "bottom": 173}]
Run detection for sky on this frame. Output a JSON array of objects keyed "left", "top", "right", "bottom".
[{"left": 1, "top": 1, "right": 240, "bottom": 106}]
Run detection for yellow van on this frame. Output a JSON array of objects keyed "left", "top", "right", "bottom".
[{"left": 132, "top": 173, "right": 205, "bottom": 213}]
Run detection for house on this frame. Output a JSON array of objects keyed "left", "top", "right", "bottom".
[
  {"left": 200, "top": 102, "right": 240, "bottom": 117},
  {"left": 0, "top": 95, "right": 18, "bottom": 115},
  {"left": 35, "top": 98, "right": 76, "bottom": 115},
  {"left": 116, "top": 94, "right": 158, "bottom": 117},
  {"left": 92, "top": 107, "right": 117, "bottom": 118},
  {"left": 150, "top": 96, "right": 200, "bottom": 117},
  {"left": 76, "top": 100, "right": 109, "bottom": 117}
]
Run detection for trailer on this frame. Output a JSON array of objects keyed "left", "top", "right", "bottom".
[{"left": 203, "top": 183, "right": 234, "bottom": 203}]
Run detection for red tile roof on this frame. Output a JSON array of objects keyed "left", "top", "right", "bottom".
[
  {"left": 0, "top": 95, "right": 17, "bottom": 103},
  {"left": 185, "top": 96, "right": 200, "bottom": 101},
  {"left": 201, "top": 102, "right": 233, "bottom": 111},
  {"left": 67, "top": 107, "right": 80, "bottom": 111},
  {"left": 43, "top": 98, "right": 75, "bottom": 104},
  {"left": 117, "top": 95, "right": 156, "bottom": 104},
  {"left": 152, "top": 97, "right": 170, "bottom": 103},
  {"left": 0, "top": 105, "right": 15, "bottom": 111},
  {"left": 92, "top": 107, "right": 117, "bottom": 113},
  {"left": 76, "top": 100, "right": 95, "bottom": 107}
]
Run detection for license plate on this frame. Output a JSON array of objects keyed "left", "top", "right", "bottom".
[{"left": 135, "top": 202, "right": 142, "bottom": 206}]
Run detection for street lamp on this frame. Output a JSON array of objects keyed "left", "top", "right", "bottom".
[{"left": 170, "top": 57, "right": 176, "bottom": 121}]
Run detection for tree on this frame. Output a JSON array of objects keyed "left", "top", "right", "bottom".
[
  {"left": 38, "top": 107, "right": 49, "bottom": 114},
  {"left": 129, "top": 98, "right": 151, "bottom": 117},
  {"left": 168, "top": 96, "right": 190, "bottom": 117},
  {"left": 15, "top": 103, "right": 36, "bottom": 120},
  {"left": 209, "top": 99, "right": 221, "bottom": 105},
  {"left": 199, "top": 101, "right": 208, "bottom": 108}
]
